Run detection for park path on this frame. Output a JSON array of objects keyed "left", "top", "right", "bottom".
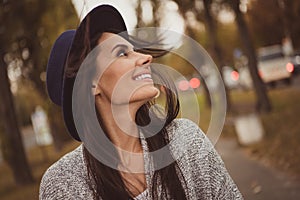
[{"left": 216, "top": 137, "right": 300, "bottom": 200}]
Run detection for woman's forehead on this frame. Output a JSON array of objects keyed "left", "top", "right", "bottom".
[{"left": 97, "top": 32, "right": 133, "bottom": 48}]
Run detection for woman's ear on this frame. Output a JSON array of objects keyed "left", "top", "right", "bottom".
[{"left": 92, "top": 84, "right": 101, "bottom": 96}]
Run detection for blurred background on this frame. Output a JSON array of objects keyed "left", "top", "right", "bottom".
[{"left": 0, "top": 0, "right": 300, "bottom": 199}]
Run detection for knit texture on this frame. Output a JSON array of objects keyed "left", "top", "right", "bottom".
[{"left": 39, "top": 118, "right": 243, "bottom": 199}]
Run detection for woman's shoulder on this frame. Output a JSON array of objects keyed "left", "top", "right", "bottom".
[
  {"left": 42, "top": 144, "right": 84, "bottom": 174},
  {"left": 165, "top": 118, "right": 215, "bottom": 160},
  {"left": 166, "top": 119, "right": 243, "bottom": 199},
  {"left": 167, "top": 118, "right": 202, "bottom": 131},
  {"left": 166, "top": 118, "right": 207, "bottom": 143},
  {"left": 39, "top": 144, "right": 91, "bottom": 199}
]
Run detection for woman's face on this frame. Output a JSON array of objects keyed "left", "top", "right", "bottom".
[{"left": 94, "top": 32, "right": 159, "bottom": 105}]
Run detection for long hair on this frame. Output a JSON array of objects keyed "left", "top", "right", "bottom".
[{"left": 66, "top": 16, "right": 187, "bottom": 200}]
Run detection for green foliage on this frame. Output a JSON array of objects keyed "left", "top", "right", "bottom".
[
  {"left": 0, "top": 0, "right": 79, "bottom": 156},
  {"left": 1, "top": 0, "right": 78, "bottom": 97},
  {"left": 0, "top": 0, "right": 78, "bottom": 128},
  {"left": 158, "top": 51, "right": 198, "bottom": 77},
  {"left": 216, "top": 22, "right": 240, "bottom": 65},
  {"left": 248, "top": 88, "right": 300, "bottom": 176},
  {"left": 247, "top": 0, "right": 284, "bottom": 47},
  {"left": 247, "top": 0, "right": 300, "bottom": 49}
]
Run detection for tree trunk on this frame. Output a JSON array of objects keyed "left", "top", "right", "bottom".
[
  {"left": 136, "top": 0, "right": 144, "bottom": 28},
  {"left": 173, "top": 0, "right": 212, "bottom": 107},
  {"left": 151, "top": 0, "right": 160, "bottom": 27},
  {"left": 0, "top": 51, "right": 34, "bottom": 185},
  {"left": 186, "top": 26, "right": 212, "bottom": 107},
  {"left": 202, "top": 0, "right": 231, "bottom": 110},
  {"left": 231, "top": 0, "right": 272, "bottom": 112}
]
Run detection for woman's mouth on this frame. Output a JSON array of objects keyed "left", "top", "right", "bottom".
[{"left": 133, "top": 73, "right": 152, "bottom": 81}]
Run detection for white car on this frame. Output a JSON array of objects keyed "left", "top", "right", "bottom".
[
  {"left": 237, "top": 45, "right": 294, "bottom": 89},
  {"left": 257, "top": 45, "right": 294, "bottom": 85}
]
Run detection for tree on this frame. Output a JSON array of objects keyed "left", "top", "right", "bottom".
[
  {"left": 247, "top": 0, "right": 285, "bottom": 47},
  {"left": 172, "top": 0, "right": 232, "bottom": 108},
  {"left": 136, "top": 0, "right": 144, "bottom": 28},
  {"left": 0, "top": 0, "right": 78, "bottom": 184},
  {"left": 0, "top": 0, "right": 78, "bottom": 151},
  {"left": 247, "top": 0, "right": 300, "bottom": 49},
  {"left": 224, "top": 0, "right": 272, "bottom": 112},
  {"left": 283, "top": 0, "right": 300, "bottom": 48},
  {"left": 202, "top": 0, "right": 232, "bottom": 109},
  {"left": 0, "top": 0, "right": 34, "bottom": 185},
  {"left": 0, "top": 51, "right": 34, "bottom": 185}
]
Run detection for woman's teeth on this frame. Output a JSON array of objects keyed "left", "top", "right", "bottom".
[{"left": 134, "top": 74, "right": 151, "bottom": 80}]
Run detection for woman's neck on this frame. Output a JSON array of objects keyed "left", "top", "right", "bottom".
[
  {"left": 96, "top": 101, "right": 146, "bottom": 173},
  {"left": 96, "top": 100, "right": 142, "bottom": 153}
]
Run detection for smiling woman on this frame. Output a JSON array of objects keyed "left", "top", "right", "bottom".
[
  {"left": 93, "top": 33, "right": 158, "bottom": 106},
  {"left": 40, "top": 4, "right": 243, "bottom": 200}
]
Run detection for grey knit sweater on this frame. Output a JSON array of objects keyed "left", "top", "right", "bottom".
[{"left": 39, "top": 118, "right": 243, "bottom": 199}]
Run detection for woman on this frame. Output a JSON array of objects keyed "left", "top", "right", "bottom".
[{"left": 40, "top": 5, "right": 243, "bottom": 200}]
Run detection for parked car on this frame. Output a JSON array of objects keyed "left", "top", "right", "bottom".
[
  {"left": 257, "top": 45, "right": 293, "bottom": 86},
  {"left": 291, "top": 51, "right": 300, "bottom": 76}
]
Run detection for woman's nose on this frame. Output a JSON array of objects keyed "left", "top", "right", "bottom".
[{"left": 135, "top": 52, "right": 153, "bottom": 67}]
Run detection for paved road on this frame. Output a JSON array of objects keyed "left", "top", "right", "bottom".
[
  {"left": 291, "top": 74, "right": 300, "bottom": 89},
  {"left": 216, "top": 138, "right": 300, "bottom": 200},
  {"left": 273, "top": 74, "right": 300, "bottom": 90}
]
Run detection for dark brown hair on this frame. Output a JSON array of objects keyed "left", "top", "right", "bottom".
[{"left": 66, "top": 16, "right": 187, "bottom": 200}]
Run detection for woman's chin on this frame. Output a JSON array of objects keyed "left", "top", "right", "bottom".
[{"left": 130, "top": 87, "right": 160, "bottom": 103}]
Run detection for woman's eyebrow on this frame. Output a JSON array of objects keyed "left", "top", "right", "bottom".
[{"left": 111, "top": 44, "right": 131, "bottom": 53}]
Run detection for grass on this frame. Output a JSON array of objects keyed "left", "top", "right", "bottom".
[
  {"left": 247, "top": 88, "right": 300, "bottom": 177},
  {"left": 0, "top": 141, "right": 80, "bottom": 200},
  {"left": 0, "top": 86, "right": 299, "bottom": 199},
  {"left": 226, "top": 86, "right": 300, "bottom": 177}
]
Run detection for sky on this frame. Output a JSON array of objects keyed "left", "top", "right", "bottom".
[
  {"left": 71, "top": 0, "right": 138, "bottom": 30},
  {"left": 70, "top": 0, "right": 237, "bottom": 49},
  {"left": 71, "top": 0, "right": 185, "bottom": 33}
]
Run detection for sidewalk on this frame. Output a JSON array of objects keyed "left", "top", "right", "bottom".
[{"left": 216, "top": 138, "right": 300, "bottom": 200}]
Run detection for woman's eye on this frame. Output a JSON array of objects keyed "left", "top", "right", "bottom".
[{"left": 117, "top": 49, "right": 128, "bottom": 57}]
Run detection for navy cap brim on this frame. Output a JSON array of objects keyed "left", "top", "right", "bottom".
[{"left": 46, "top": 30, "right": 75, "bottom": 106}]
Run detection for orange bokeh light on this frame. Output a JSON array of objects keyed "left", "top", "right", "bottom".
[{"left": 189, "top": 78, "right": 201, "bottom": 88}]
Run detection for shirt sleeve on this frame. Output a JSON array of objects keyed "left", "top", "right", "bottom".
[
  {"left": 202, "top": 135, "right": 243, "bottom": 200},
  {"left": 39, "top": 165, "right": 69, "bottom": 199},
  {"left": 168, "top": 118, "right": 244, "bottom": 200},
  {"left": 39, "top": 145, "right": 92, "bottom": 200}
]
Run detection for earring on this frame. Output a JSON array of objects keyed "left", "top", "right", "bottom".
[{"left": 154, "top": 88, "right": 160, "bottom": 99}]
